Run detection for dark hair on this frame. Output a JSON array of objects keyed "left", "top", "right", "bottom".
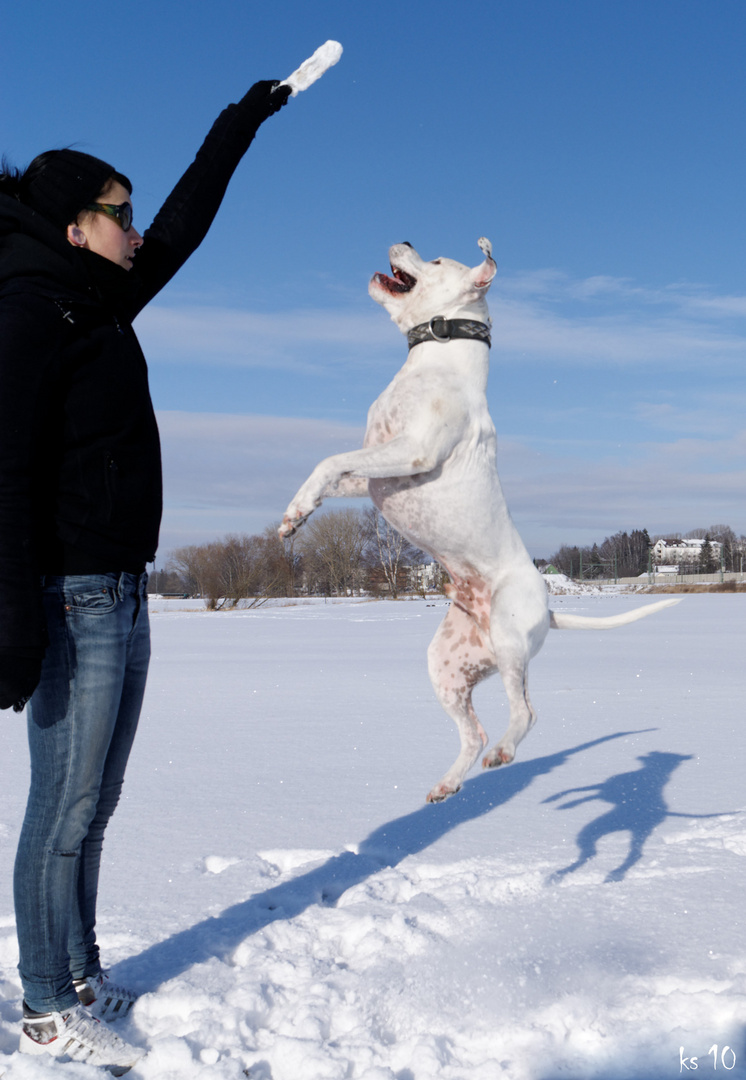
[
  {"left": 0, "top": 150, "right": 132, "bottom": 230},
  {"left": 0, "top": 153, "right": 33, "bottom": 200}
]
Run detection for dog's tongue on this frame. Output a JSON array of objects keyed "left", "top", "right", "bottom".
[{"left": 278, "top": 41, "right": 343, "bottom": 96}]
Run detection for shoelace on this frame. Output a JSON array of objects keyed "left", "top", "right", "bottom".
[
  {"left": 75, "top": 971, "right": 136, "bottom": 1014},
  {"left": 67, "top": 1010, "right": 118, "bottom": 1044},
  {"left": 55, "top": 1007, "right": 138, "bottom": 1060}
]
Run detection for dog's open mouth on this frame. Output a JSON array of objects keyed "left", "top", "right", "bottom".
[{"left": 372, "top": 266, "right": 417, "bottom": 295}]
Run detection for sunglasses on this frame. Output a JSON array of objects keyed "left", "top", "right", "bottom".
[{"left": 84, "top": 201, "right": 134, "bottom": 232}]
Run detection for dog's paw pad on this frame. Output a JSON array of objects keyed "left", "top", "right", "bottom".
[
  {"left": 482, "top": 747, "right": 514, "bottom": 769},
  {"left": 280, "top": 508, "right": 313, "bottom": 538},
  {"left": 426, "top": 783, "right": 460, "bottom": 803}
]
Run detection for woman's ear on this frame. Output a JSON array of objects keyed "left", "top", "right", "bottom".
[{"left": 66, "top": 224, "right": 88, "bottom": 248}]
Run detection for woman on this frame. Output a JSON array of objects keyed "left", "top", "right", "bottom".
[{"left": 0, "top": 77, "right": 291, "bottom": 1070}]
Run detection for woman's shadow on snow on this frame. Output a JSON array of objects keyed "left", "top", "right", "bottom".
[
  {"left": 118, "top": 729, "right": 652, "bottom": 989},
  {"left": 544, "top": 750, "right": 727, "bottom": 884}
]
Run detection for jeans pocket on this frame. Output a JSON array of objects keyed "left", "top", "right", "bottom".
[{"left": 64, "top": 586, "right": 118, "bottom": 616}]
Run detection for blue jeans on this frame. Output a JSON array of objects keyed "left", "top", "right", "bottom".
[{"left": 14, "top": 573, "right": 150, "bottom": 1013}]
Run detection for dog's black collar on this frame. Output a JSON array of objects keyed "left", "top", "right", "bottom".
[{"left": 407, "top": 317, "right": 492, "bottom": 350}]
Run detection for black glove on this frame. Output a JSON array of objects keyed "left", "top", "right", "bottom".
[
  {"left": 0, "top": 649, "right": 43, "bottom": 712},
  {"left": 238, "top": 80, "right": 292, "bottom": 126}
]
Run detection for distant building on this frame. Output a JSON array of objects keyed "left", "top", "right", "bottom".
[
  {"left": 407, "top": 561, "right": 442, "bottom": 592},
  {"left": 652, "top": 538, "right": 721, "bottom": 563}
]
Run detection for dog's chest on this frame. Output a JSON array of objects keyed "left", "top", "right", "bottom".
[
  {"left": 362, "top": 359, "right": 465, "bottom": 448},
  {"left": 362, "top": 367, "right": 414, "bottom": 447},
  {"left": 362, "top": 355, "right": 492, "bottom": 455}
]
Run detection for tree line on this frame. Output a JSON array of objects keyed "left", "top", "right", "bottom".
[
  {"left": 542, "top": 524, "right": 745, "bottom": 579},
  {"left": 153, "top": 507, "right": 437, "bottom": 607},
  {"left": 151, "top": 517, "right": 746, "bottom": 604}
]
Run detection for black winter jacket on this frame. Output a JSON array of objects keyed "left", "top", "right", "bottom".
[{"left": 0, "top": 81, "right": 287, "bottom": 653}]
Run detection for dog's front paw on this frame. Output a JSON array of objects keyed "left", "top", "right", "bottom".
[
  {"left": 278, "top": 507, "right": 312, "bottom": 539},
  {"left": 279, "top": 483, "right": 324, "bottom": 538},
  {"left": 278, "top": 517, "right": 296, "bottom": 540}
]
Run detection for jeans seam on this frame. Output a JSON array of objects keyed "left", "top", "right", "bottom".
[{"left": 46, "top": 596, "right": 80, "bottom": 855}]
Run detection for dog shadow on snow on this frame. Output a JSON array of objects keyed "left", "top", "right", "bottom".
[
  {"left": 117, "top": 728, "right": 710, "bottom": 990},
  {"left": 542, "top": 749, "right": 730, "bottom": 884}
]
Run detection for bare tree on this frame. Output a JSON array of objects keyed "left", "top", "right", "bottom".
[
  {"left": 263, "top": 524, "right": 300, "bottom": 599},
  {"left": 549, "top": 544, "right": 582, "bottom": 577},
  {"left": 362, "top": 506, "right": 426, "bottom": 599},
  {"left": 168, "top": 543, "right": 224, "bottom": 608},
  {"left": 707, "top": 524, "right": 739, "bottom": 572},
  {"left": 296, "top": 508, "right": 368, "bottom": 596},
  {"left": 168, "top": 531, "right": 296, "bottom": 608},
  {"left": 217, "top": 534, "right": 268, "bottom": 606},
  {"left": 147, "top": 567, "right": 187, "bottom": 596}
]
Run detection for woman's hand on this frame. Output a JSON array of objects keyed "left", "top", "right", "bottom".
[
  {"left": 239, "top": 80, "right": 292, "bottom": 124},
  {"left": 0, "top": 650, "right": 42, "bottom": 711}
]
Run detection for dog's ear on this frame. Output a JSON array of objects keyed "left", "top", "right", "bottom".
[{"left": 471, "top": 236, "right": 496, "bottom": 291}]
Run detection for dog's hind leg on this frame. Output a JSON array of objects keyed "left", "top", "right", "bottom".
[
  {"left": 482, "top": 651, "right": 536, "bottom": 768},
  {"left": 482, "top": 582, "right": 549, "bottom": 769},
  {"left": 425, "top": 597, "right": 497, "bottom": 803}
]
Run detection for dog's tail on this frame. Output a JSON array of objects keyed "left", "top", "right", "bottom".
[{"left": 549, "top": 597, "right": 681, "bottom": 630}]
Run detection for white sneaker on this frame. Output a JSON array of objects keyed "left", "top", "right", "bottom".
[
  {"left": 19, "top": 1003, "right": 143, "bottom": 1075},
  {"left": 75, "top": 970, "right": 138, "bottom": 1019}
]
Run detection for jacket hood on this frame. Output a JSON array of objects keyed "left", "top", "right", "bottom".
[
  {"left": 0, "top": 191, "right": 139, "bottom": 313},
  {"left": 0, "top": 191, "right": 85, "bottom": 293}
]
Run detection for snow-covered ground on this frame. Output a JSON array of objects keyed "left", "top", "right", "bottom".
[{"left": 1, "top": 593, "right": 744, "bottom": 1079}]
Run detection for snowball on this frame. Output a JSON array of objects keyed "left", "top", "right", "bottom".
[{"left": 279, "top": 40, "right": 343, "bottom": 96}]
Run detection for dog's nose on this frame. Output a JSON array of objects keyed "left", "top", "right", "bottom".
[{"left": 401, "top": 241, "right": 413, "bottom": 248}]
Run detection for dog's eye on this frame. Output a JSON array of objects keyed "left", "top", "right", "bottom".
[{"left": 431, "top": 259, "right": 442, "bottom": 265}]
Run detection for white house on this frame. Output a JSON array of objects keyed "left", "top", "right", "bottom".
[
  {"left": 407, "top": 561, "right": 442, "bottom": 592},
  {"left": 652, "top": 537, "right": 721, "bottom": 564}
]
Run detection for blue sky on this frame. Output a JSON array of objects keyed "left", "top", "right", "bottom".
[{"left": 4, "top": 1, "right": 745, "bottom": 560}]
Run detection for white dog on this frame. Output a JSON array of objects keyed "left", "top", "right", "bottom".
[{"left": 279, "top": 239, "right": 678, "bottom": 802}]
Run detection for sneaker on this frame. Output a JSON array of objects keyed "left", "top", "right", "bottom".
[
  {"left": 19, "top": 1003, "right": 143, "bottom": 1075},
  {"left": 74, "top": 970, "right": 138, "bottom": 1019}
]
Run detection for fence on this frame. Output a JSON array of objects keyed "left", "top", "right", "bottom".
[{"left": 609, "top": 571, "right": 745, "bottom": 586}]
